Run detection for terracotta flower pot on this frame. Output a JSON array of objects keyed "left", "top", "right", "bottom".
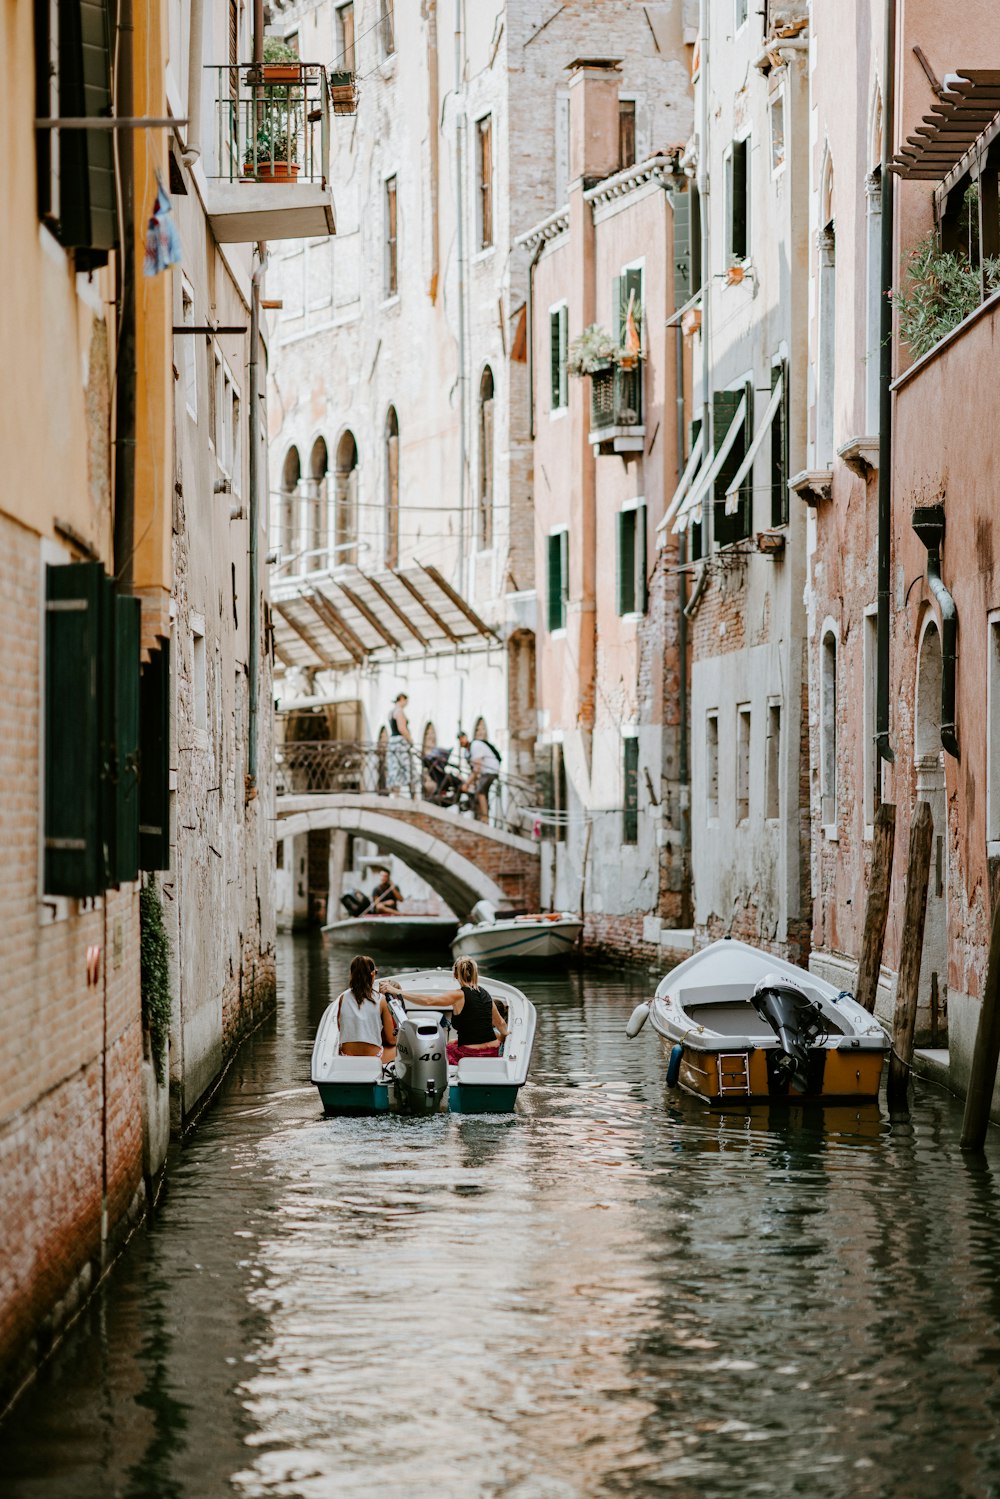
[
  {"left": 246, "top": 160, "right": 301, "bottom": 183},
  {"left": 262, "top": 64, "right": 302, "bottom": 84}
]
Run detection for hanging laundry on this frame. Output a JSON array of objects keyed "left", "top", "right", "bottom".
[
  {"left": 622, "top": 287, "right": 642, "bottom": 366},
  {"left": 143, "top": 179, "right": 182, "bottom": 276}
]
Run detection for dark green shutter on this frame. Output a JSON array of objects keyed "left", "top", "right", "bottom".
[
  {"left": 732, "top": 138, "right": 748, "bottom": 261},
  {"left": 58, "top": 0, "right": 117, "bottom": 261},
  {"left": 617, "top": 510, "right": 635, "bottom": 615},
  {"left": 770, "top": 360, "right": 789, "bottom": 527},
  {"left": 550, "top": 311, "right": 561, "bottom": 408},
  {"left": 636, "top": 502, "right": 648, "bottom": 614},
  {"left": 623, "top": 737, "right": 639, "bottom": 844},
  {"left": 139, "top": 640, "right": 172, "bottom": 871},
  {"left": 113, "top": 595, "right": 141, "bottom": 884},
  {"left": 547, "top": 533, "right": 562, "bottom": 632},
  {"left": 713, "top": 388, "right": 751, "bottom": 548},
  {"left": 672, "top": 191, "right": 691, "bottom": 305},
  {"left": 45, "top": 563, "right": 103, "bottom": 895}
]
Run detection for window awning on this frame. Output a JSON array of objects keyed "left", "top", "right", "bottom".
[
  {"left": 672, "top": 394, "right": 747, "bottom": 532},
  {"left": 657, "top": 431, "right": 704, "bottom": 539},
  {"left": 724, "top": 373, "right": 783, "bottom": 514},
  {"left": 271, "top": 563, "right": 498, "bottom": 674},
  {"left": 890, "top": 71, "right": 1000, "bottom": 182}
]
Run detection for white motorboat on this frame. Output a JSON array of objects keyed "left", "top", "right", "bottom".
[
  {"left": 322, "top": 913, "right": 458, "bottom": 949},
  {"left": 626, "top": 937, "right": 889, "bottom": 1104},
  {"left": 451, "top": 902, "right": 583, "bottom": 964},
  {"left": 311, "top": 968, "right": 536, "bottom": 1115}
]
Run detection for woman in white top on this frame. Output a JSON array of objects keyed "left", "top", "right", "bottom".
[{"left": 338, "top": 954, "right": 397, "bottom": 1063}]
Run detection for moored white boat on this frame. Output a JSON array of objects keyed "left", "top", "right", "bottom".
[
  {"left": 311, "top": 968, "right": 536, "bottom": 1115},
  {"left": 451, "top": 909, "right": 583, "bottom": 964},
  {"left": 322, "top": 913, "right": 458, "bottom": 949},
  {"left": 627, "top": 938, "right": 889, "bottom": 1104}
]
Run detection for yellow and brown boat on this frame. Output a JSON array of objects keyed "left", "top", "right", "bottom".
[{"left": 627, "top": 938, "right": 889, "bottom": 1105}]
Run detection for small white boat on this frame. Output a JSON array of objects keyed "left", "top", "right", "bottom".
[
  {"left": 322, "top": 913, "right": 458, "bottom": 949},
  {"left": 627, "top": 937, "right": 889, "bottom": 1104},
  {"left": 451, "top": 902, "right": 583, "bottom": 964},
  {"left": 311, "top": 969, "right": 536, "bottom": 1115}
]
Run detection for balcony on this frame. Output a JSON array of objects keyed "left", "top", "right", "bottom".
[
  {"left": 205, "top": 63, "right": 336, "bottom": 243},
  {"left": 588, "top": 363, "right": 645, "bottom": 454}
]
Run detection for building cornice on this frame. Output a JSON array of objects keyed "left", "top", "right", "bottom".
[
  {"left": 517, "top": 155, "right": 681, "bottom": 252},
  {"left": 515, "top": 207, "right": 570, "bottom": 253}
]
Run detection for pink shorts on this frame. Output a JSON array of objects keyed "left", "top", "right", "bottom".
[{"left": 446, "top": 1041, "right": 501, "bottom": 1065}]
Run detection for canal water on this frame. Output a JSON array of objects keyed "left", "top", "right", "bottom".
[{"left": 5, "top": 935, "right": 1000, "bottom": 1499}]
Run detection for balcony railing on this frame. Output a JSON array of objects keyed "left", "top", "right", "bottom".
[
  {"left": 590, "top": 364, "right": 643, "bottom": 431},
  {"left": 210, "top": 62, "right": 330, "bottom": 186}
]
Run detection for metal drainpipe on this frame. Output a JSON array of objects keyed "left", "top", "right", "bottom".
[
  {"left": 113, "top": 0, "right": 135, "bottom": 593},
  {"left": 526, "top": 238, "right": 544, "bottom": 440},
  {"left": 697, "top": 0, "right": 712, "bottom": 538},
  {"left": 911, "top": 505, "right": 959, "bottom": 759},
  {"left": 454, "top": 0, "right": 468, "bottom": 571},
  {"left": 247, "top": 252, "right": 267, "bottom": 788},
  {"left": 181, "top": 0, "right": 205, "bottom": 165},
  {"left": 876, "top": 0, "right": 897, "bottom": 764}
]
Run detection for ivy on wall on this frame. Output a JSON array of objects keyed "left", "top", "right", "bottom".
[{"left": 140, "top": 880, "right": 171, "bottom": 1086}]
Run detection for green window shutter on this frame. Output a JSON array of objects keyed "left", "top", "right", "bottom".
[
  {"left": 547, "top": 533, "right": 563, "bottom": 632},
  {"left": 550, "top": 311, "right": 561, "bottom": 408},
  {"left": 672, "top": 191, "right": 691, "bottom": 306},
  {"left": 45, "top": 562, "right": 103, "bottom": 896},
  {"left": 58, "top": 0, "right": 117, "bottom": 261},
  {"left": 559, "top": 529, "right": 569, "bottom": 625},
  {"left": 770, "top": 359, "right": 789, "bottom": 527},
  {"left": 713, "top": 390, "right": 743, "bottom": 455},
  {"left": 636, "top": 502, "right": 648, "bottom": 614},
  {"left": 534, "top": 742, "right": 554, "bottom": 837},
  {"left": 559, "top": 305, "right": 569, "bottom": 407},
  {"left": 623, "top": 737, "right": 639, "bottom": 844},
  {"left": 713, "top": 388, "right": 748, "bottom": 548},
  {"left": 113, "top": 595, "right": 141, "bottom": 884},
  {"left": 139, "top": 640, "right": 172, "bottom": 871},
  {"left": 613, "top": 275, "right": 623, "bottom": 343},
  {"left": 732, "top": 138, "right": 748, "bottom": 261},
  {"left": 617, "top": 509, "right": 635, "bottom": 615}
]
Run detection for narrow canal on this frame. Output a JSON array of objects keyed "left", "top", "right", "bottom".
[{"left": 5, "top": 936, "right": 1000, "bottom": 1498}]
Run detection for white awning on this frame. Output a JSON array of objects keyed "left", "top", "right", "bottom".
[
  {"left": 657, "top": 431, "right": 704, "bottom": 538},
  {"left": 672, "top": 393, "right": 747, "bottom": 532},
  {"left": 724, "top": 373, "right": 784, "bottom": 514}
]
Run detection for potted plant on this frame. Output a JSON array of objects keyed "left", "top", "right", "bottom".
[
  {"left": 260, "top": 36, "right": 302, "bottom": 86},
  {"left": 566, "top": 324, "right": 619, "bottom": 376},
  {"left": 246, "top": 121, "right": 300, "bottom": 182}
]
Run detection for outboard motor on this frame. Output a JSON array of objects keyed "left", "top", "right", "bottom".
[
  {"left": 389, "top": 1009, "right": 449, "bottom": 1116},
  {"left": 751, "top": 974, "right": 826, "bottom": 1093}
]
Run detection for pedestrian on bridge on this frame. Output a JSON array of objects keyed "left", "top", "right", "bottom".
[
  {"left": 458, "top": 729, "right": 501, "bottom": 824},
  {"left": 386, "top": 693, "right": 414, "bottom": 796}
]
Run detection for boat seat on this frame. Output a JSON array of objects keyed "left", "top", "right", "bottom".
[
  {"left": 456, "top": 1057, "right": 510, "bottom": 1083},
  {"left": 325, "top": 1056, "right": 383, "bottom": 1083}
]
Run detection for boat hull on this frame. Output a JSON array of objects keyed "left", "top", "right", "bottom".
[
  {"left": 451, "top": 918, "right": 583, "bottom": 964},
  {"left": 322, "top": 915, "right": 458, "bottom": 949},
  {"left": 660, "top": 1036, "right": 886, "bottom": 1104}
]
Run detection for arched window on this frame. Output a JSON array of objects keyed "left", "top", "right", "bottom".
[
  {"left": 335, "top": 430, "right": 358, "bottom": 567},
  {"left": 817, "top": 156, "right": 836, "bottom": 467},
  {"left": 385, "top": 406, "right": 400, "bottom": 568},
  {"left": 308, "top": 437, "right": 329, "bottom": 572},
  {"left": 422, "top": 721, "right": 436, "bottom": 754},
  {"left": 820, "top": 629, "right": 837, "bottom": 830},
  {"left": 280, "top": 446, "right": 301, "bottom": 570},
  {"left": 478, "top": 367, "right": 495, "bottom": 549},
  {"left": 473, "top": 716, "right": 487, "bottom": 741},
  {"left": 865, "top": 93, "right": 883, "bottom": 433}
]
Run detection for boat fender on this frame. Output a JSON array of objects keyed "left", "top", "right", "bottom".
[
  {"left": 665, "top": 1044, "right": 683, "bottom": 1087},
  {"left": 835, "top": 990, "right": 854, "bottom": 1004},
  {"left": 625, "top": 1002, "right": 650, "bottom": 1038}
]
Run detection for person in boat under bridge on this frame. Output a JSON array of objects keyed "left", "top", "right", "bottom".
[
  {"left": 370, "top": 867, "right": 402, "bottom": 912},
  {"left": 387, "top": 957, "right": 507, "bottom": 1064},
  {"left": 337, "top": 955, "right": 398, "bottom": 1064}
]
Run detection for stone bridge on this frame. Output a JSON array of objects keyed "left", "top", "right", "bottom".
[{"left": 276, "top": 794, "right": 541, "bottom": 918}]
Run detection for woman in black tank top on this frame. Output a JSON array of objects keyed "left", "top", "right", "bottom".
[{"left": 389, "top": 958, "right": 508, "bottom": 1061}]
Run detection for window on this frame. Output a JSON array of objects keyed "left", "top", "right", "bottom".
[
  {"left": 181, "top": 282, "right": 198, "bottom": 419},
  {"left": 770, "top": 360, "right": 788, "bottom": 526},
  {"left": 473, "top": 716, "right": 488, "bottom": 741},
  {"left": 820, "top": 631, "right": 838, "bottom": 830},
  {"left": 385, "top": 175, "right": 398, "bottom": 296},
  {"left": 213, "top": 350, "right": 224, "bottom": 454},
  {"left": 335, "top": 431, "right": 359, "bottom": 566},
  {"left": 616, "top": 265, "right": 643, "bottom": 348},
  {"left": 192, "top": 625, "right": 207, "bottom": 732},
  {"left": 713, "top": 385, "right": 752, "bottom": 547},
  {"left": 477, "top": 115, "right": 493, "bottom": 250},
  {"left": 616, "top": 502, "right": 648, "bottom": 616},
  {"left": 422, "top": 722, "right": 437, "bottom": 754},
  {"left": 706, "top": 712, "right": 719, "bottom": 820},
  {"left": 385, "top": 406, "right": 400, "bottom": 567},
  {"left": 337, "top": 3, "right": 356, "bottom": 72},
  {"left": 623, "top": 737, "right": 639, "bottom": 845},
  {"left": 735, "top": 0, "right": 749, "bottom": 29},
  {"left": 280, "top": 446, "right": 300, "bottom": 565},
  {"left": 766, "top": 702, "right": 781, "bottom": 820},
  {"left": 736, "top": 706, "right": 751, "bottom": 822},
  {"left": 817, "top": 221, "right": 837, "bottom": 465},
  {"left": 769, "top": 91, "right": 785, "bottom": 174},
  {"left": 379, "top": 0, "right": 394, "bottom": 56},
  {"left": 231, "top": 389, "right": 241, "bottom": 492},
  {"left": 864, "top": 609, "right": 879, "bottom": 826},
  {"left": 550, "top": 304, "right": 568, "bottom": 411},
  {"left": 308, "top": 438, "right": 329, "bottom": 571},
  {"left": 865, "top": 170, "right": 882, "bottom": 433},
  {"left": 547, "top": 530, "right": 569, "bottom": 632},
  {"left": 478, "top": 367, "right": 494, "bottom": 549},
  {"left": 618, "top": 99, "right": 636, "bottom": 171},
  {"left": 726, "top": 138, "right": 749, "bottom": 264},
  {"left": 221, "top": 368, "right": 234, "bottom": 474}
]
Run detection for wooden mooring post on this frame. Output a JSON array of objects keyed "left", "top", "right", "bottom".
[
  {"left": 960, "top": 891, "right": 1000, "bottom": 1152},
  {"left": 887, "top": 801, "right": 933, "bottom": 1112},
  {"left": 855, "top": 802, "right": 896, "bottom": 1013}
]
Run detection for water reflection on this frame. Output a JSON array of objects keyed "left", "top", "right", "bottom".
[{"left": 3, "top": 935, "right": 1000, "bottom": 1498}]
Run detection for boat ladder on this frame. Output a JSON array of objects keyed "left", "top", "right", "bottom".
[{"left": 717, "top": 1052, "right": 751, "bottom": 1095}]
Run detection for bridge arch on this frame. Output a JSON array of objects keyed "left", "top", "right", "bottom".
[{"left": 276, "top": 795, "right": 540, "bottom": 919}]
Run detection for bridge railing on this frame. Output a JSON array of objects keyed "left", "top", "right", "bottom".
[{"left": 274, "top": 741, "right": 538, "bottom": 838}]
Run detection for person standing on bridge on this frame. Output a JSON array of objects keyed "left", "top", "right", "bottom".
[
  {"left": 386, "top": 692, "right": 414, "bottom": 797},
  {"left": 458, "top": 729, "right": 501, "bottom": 824}
]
